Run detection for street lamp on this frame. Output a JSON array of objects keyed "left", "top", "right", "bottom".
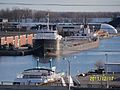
[
  {"left": 63, "top": 56, "right": 76, "bottom": 90},
  {"left": 63, "top": 57, "right": 71, "bottom": 90},
  {"left": 49, "top": 58, "right": 52, "bottom": 69},
  {"left": 105, "top": 53, "right": 109, "bottom": 88},
  {"left": 37, "top": 58, "right": 39, "bottom": 68}
]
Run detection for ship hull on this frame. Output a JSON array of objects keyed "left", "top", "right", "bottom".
[
  {"left": 33, "top": 39, "right": 63, "bottom": 57},
  {"left": 62, "top": 38, "right": 99, "bottom": 55},
  {"left": 33, "top": 37, "right": 99, "bottom": 57}
]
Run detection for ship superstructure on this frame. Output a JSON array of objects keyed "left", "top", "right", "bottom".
[{"left": 13, "top": 67, "right": 65, "bottom": 85}]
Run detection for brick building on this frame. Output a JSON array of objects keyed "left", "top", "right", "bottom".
[{"left": 0, "top": 34, "right": 35, "bottom": 48}]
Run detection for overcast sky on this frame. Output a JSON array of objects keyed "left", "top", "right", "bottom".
[{"left": 0, "top": 0, "right": 120, "bottom": 12}]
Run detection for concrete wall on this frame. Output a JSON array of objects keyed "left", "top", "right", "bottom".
[
  {"left": 0, "top": 85, "right": 68, "bottom": 90},
  {"left": 0, "top": 85, "right": 119, "bottom": 90}
]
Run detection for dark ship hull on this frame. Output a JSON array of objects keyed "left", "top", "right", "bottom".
[{"left": 33, "top": 39, "right": 63, "bottom": 57}]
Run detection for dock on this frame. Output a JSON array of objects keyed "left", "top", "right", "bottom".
[
  {"left": 1, "top": 74, "right": 120, "bottom": 90},
  {"left": 76, "top": 73, "right": 120, "bottom": 88},
  {"left": 0, "top": 49, "right": 33, "bottom": 56}
]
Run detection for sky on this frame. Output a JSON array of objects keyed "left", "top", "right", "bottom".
[{"left": 0, "top": 0, "right": 120, "bottom": 12}]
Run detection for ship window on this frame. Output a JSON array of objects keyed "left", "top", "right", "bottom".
[
  {"left": 23, "top": 75, "right": 42, "bottom": 78},
  {"left": 38, "top": 32, "right": 55, "bottom": 33},
  {"left": 13, "top": 82, "right": 20, "bottom": 85},
  {"left": 63, "top": 27, "right": 74, "bottom": 29}
]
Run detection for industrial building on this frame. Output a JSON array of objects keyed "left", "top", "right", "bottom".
[{"left": 0, "top": 33, "right": 34, "bottom": 48}]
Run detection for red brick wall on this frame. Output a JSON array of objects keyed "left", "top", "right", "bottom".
[
  {"left": 20, "top": 35, "right": 26, "bottom": 46},
  {"left": 27, "top": 34, "right": 33, "bottom": 45},
  {"left": 0, "top": 34, "right": 34, "bottom": 47},
  {"left": 6, "top": 37, "right": 13, "bottom": 45},
  {"left": 14, "top": 36, "right": 19, "bottom": 47}
]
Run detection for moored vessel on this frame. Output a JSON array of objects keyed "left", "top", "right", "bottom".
[
  {"left": 32, "top": 14, "right": 99, "bottom": 57},
  {"left": 33, "top": 26, "right": 63, "bottom": 57},
  {"left": 13, "top": 67, "right": 65, "bottom": 85}
]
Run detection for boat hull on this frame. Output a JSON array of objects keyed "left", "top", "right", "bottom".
[
  {"left": 33, "top": 37, "right": 99, "bottom": 57},
  {"left": 33, "top": 39, "right": 62, "bottom": 57}
]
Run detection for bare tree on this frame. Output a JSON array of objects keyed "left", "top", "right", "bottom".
[{"left": 0, "top": 8, "right": 120, "bottom": 22}]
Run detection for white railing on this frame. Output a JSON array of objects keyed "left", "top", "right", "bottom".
[{"left": 0, "top": 81, "right": 13, "bottom": 85}]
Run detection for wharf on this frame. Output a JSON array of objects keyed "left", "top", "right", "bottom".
[
  {"left": 0, "top": 85, "right": 68, "bottom": 90},
  {"left": 0, "top": 84, "right": 120, "bottom": 90},
  {"left": 0, "top": 49, "right": 33, "bottom": 56},
  {"left": 0, "top": 74, "right": 120, "bottom": 90},
  {"left": 76, "top": 74, "right": 120, "bottom": 88}
]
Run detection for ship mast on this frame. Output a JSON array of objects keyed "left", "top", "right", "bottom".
[{"left": 47, "top": 12, "right": 50, "bottom": 31}]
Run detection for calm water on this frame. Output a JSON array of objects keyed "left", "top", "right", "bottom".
[{"left": 0, "top": 36, "right": 120, "bottom": 81}]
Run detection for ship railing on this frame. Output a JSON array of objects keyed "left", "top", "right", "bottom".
[
  {"left": 64, "top": 36, "right": 90, "bottom": 41},
  {"left": 0, "top": 81, "right": 68, "bottom": 86},
  {"left": 0, "top": 81, "right": 119, "bottom": 88}
]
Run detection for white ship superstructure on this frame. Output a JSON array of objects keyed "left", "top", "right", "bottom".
[{"left": 13, "top": 67, "right": 65, "bottom": 85}]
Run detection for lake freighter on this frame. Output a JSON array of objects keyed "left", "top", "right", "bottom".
[{"left": 33, "top": 14, "right": 99, "bottom": 57}]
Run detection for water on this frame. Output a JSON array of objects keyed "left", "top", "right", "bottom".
[{"left": 0, "top": 36, "right": 120, "bottom": 81}]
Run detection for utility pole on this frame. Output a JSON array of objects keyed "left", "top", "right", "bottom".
[
  {"left": 63, "top": 56, "right": 76, "bottom": 90},
  {"left": 63, "top": 57, "right": 71, "bottom": 90},
  {"left": 68, "top": 60, "right": 71, "bottom": 90},
  {"left": 47, "top": 12, "right": 49, "bottom": 31},
  {"left": 49, "top": 58, "right": 52, "bottom": 69},
  {"left": 37, "top": 58, "right": 39, "bottom": 68},
  {"left": 105, "top": 54, "right": 109, "bottom": 88}
]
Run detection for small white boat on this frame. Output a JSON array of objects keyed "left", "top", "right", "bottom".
[{"left": 13, "top": 67, "right": 65, "bottom": 85}]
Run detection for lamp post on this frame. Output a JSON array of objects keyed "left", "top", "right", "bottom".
[
  {"left": 37, "top": 58, "right": 39, "bottom": 68},
  {"left": 63, "top": 57, "right": 71, "bottom": 90},
  {"left": 49, "top": 58, "right": 52, "bottom": 69},
  {"left": 93, "top": 26, "right": 95, "bottom": 32},
  {"left": 68, "top": 60, "right": 71, "bottom": 90},
  {"left": 105, "top": 54, "right": 109, "bottom": 88},
  {"left": 63, "top": 56, "right": 76, "bottom": 90}
]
